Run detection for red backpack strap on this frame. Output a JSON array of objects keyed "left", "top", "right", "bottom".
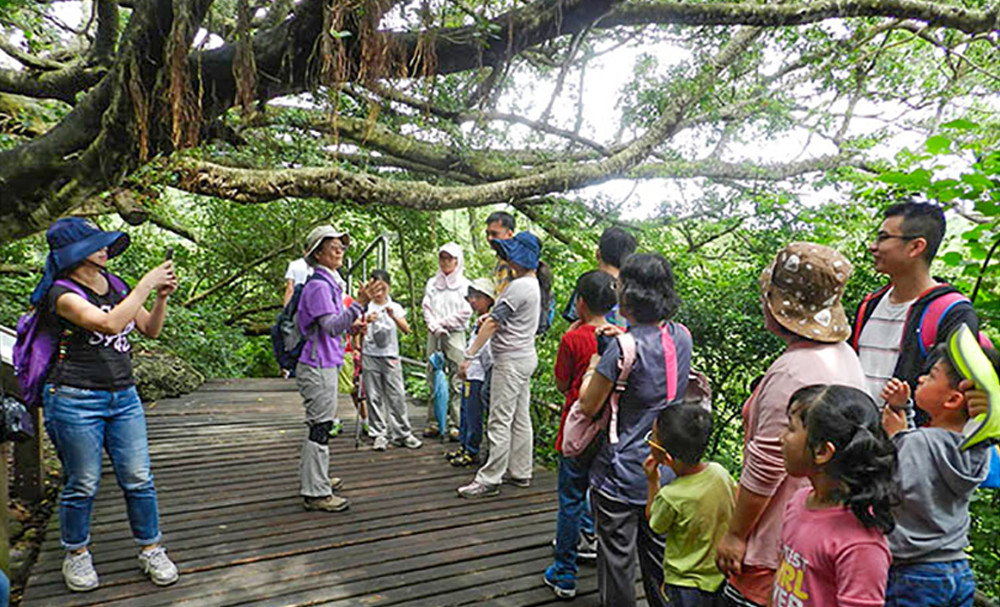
[
  {"left": 660, "top": 324, "right": 679, "bottom": 402},
  {"left": 917, "top": 291, "right": 969, "bottom": 358},
  {"left": 852, "top": 286, "right": 891, "bottom": 351}
]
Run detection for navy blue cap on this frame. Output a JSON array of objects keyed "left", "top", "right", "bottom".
[{"left": 491, "top": 231, "right": 540, "bottom": 270}]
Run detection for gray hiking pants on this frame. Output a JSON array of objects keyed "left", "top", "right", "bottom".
[
  {"left": 295, "top": 362, "right": 338, "bottom": 498},
  {"left": 362, "top": 354, "right": 414, "bottom": 441}
]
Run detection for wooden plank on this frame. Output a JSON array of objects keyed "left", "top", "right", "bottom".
[{"left": 22, "top": 384, "right": 578, "bottom": 607}]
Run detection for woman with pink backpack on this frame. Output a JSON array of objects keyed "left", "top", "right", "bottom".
[{"left": 573, "top": 252, "right": 693, "bottom": 607}]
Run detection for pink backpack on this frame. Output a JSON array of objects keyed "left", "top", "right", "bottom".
[{"left": 562, "top": 326, "right": 682, "bottom": 459}]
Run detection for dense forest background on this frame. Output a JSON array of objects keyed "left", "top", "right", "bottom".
[{"left": 2, "top": 0, "right": 1000, "bottom": 598}]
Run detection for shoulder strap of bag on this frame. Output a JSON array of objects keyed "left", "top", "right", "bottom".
[
  {"left": 852, "top": 285, "right": 891, "bottom": 351},
  {"left": 917, "top": 289, "right": 969, "bottom": 358},
  {"left": 606, "top": 332, "right": 636, "bottom": 446},
  {"left": 660, "top": 323, "right": 680, "bottom": 402},
  {"left": 105, "top": 273, "right": 129, "bottom": 297},
  {"left": 52, "top": 278, "right": 88, "bottom": 301}
]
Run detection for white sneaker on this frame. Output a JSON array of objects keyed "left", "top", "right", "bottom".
[
  {"left": 395, "top": 435, "right": 423, "bottom": 449},
  {"left": 138, "top": 546, "right": 179, "bottom": 586},
  {"left": 373, "top": 436, "right": 389, "bottom": 451},
  {"left": 63, "top": 550, "right": 99, "bottom": 592}
]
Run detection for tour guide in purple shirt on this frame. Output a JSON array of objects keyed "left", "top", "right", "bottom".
[{"left": 295, "top": 225, "right": 385, "bottom": 512}]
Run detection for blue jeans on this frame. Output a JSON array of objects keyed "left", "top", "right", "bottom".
[
  {"left": 0, "top": 569, "right": 8, "bottom": 607},
  {"left": 43, "top": 384, "right": 162, "bottom": 551},
  {"left": 661, "top": 583, "right": 722, "bottom": 606},
  {"left": 885, "top": 560, "right": 976, "bottom": 607},
  {"left": 459, "top": 380, "right": 484, "bottom": 455},
  {"left": 551, "top": 455, "right": 595, "bottom": 580}
]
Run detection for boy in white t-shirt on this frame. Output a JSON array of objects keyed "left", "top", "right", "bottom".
[{"left": 363, "top": 269, "right": 422, "bottom": 451}]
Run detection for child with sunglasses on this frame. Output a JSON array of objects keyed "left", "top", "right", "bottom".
[{"left": 643, "top": 404, "right": 736, "bottom": 606}]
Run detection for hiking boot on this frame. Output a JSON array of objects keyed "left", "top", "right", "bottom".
[
  {"left": 457, "top": 480, "right": 500, "bottom": 499},
  {"left": 63, "top": 550, "right": 99, "bottom": 592},
  {"left": 423, "top": 426, "right": 440, "bottom": 438},
  {"left": 446, "top": 447, "right": 464, "bottom": 461},
  {"left": 503, "top": 474, "right": 531, "bottom": 488},
  {"left": 330, "top": 477, "right": 344, "bottom": 491},
  {"left": 394, "top": 435, "right": 422, "bottom": 449},
  {"left": 448, "top": 427, "right": 461, "bottom": 442},
  {"left": 138, "top": 546, "right": 179, "bottom": 587},
  {"left": 304, "top": 494, "right": 350, "bottom": 512},
  {"left": 329, "top": 420, "right": 344, "bottom": 438},
  {"left": 360, "top": 420, "right": 371, "bottom": 436},
  {"left": 543, "top": 564, "right": 577, "bottom": 599},
  {"left": 372, "top": 436, "right": 389, "bottom": 451},
  {"left": 450, "top": 451, "right": 480, "bottom": 467},
  {"left": 577, "top": 532, "right": 597, "bottom": 561}
]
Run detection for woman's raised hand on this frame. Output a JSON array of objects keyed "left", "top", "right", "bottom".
[
  {"left": 356, "top": 278, "right": 386, "bottom": 306},
  {"left": 140, "top": 261, "right": 178, "bottom": 296}
]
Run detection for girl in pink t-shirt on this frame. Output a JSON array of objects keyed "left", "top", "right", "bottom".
[{"left": 774, "top": 384, "right": 897, "bottom": 607}]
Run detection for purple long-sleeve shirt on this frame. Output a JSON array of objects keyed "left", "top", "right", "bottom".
[{"left": 296, "top": 266, "right": 362, "bottom": 368}]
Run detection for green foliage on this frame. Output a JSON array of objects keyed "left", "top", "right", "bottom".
[{"left": 969, "top": 490, "right": 1000, "bottom": 600}]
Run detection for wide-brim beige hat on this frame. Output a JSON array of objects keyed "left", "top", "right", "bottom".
[
  {"left": 760, "top": 242, "right": 853, "bottom": 343},
  {"left": 305, "top": 225, "right": 350, "bottom": 258},
  {"left": 467, "top": 278, "right": 495, "bottom": 300}
]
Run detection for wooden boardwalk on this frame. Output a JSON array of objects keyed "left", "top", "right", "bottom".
[{"left": 20, "top": 378, "right": 643, "bottom": 606}]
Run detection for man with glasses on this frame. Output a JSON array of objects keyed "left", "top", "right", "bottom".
[
  {"left": 852, "top": 201, "right": 981, "bottom": 425},
  {"left": 485, "top": 211, "right": 515, "bottom": 296}
]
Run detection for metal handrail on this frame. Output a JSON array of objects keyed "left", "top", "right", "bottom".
[{"left": 340, "top": 233, "right": 390, "bottom": 296}]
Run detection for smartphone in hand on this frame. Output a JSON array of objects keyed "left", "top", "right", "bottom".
[{"left": 165, "top": 246, "right": 174, "bottom": 261}]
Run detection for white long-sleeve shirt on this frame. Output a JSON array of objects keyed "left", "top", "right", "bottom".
[{"left": 422, "top": 276, "right": 472, "bottom": 334}]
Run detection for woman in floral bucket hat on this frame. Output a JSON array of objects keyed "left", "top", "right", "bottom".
[
  {"left": 715, "top": 242, "right": 868, "bottom": 606},
  {"left": 32, "top": 217, "right": 180, "bottom": 593}
]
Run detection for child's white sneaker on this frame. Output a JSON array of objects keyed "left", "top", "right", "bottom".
[
  {"left": 138, "top": 546, "right": 179, "bottom": 586},
  {"left": 63, "top": 550, "right": 99, "bottom": 592}
]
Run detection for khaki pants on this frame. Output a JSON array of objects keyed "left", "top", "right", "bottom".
[
  {"left": 425, "top": 330, "right": 466, "bottom": 431},
  {"left": 475, "top": 352, "right": 537, "bottom": 486}
]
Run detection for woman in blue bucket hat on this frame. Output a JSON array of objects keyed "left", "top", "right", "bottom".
[
  {"left": 32, "top": 217, "right": 180, "bottom": 593},
  {"left": 458, "top": 231, "right": 542, "bottom": 498}
]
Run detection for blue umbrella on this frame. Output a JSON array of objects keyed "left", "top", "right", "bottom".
[{"left": 429, "top": 351, "right": 449, "bottom": 435}]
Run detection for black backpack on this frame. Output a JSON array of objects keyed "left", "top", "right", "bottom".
[{"left": 270, "top": 272, "right": 335, "bottom": 370}]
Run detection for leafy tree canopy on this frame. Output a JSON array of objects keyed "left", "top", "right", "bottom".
[{"left": 1, "top": 0, "right": 999, "bottom": 240}]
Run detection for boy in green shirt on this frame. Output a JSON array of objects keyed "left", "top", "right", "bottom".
[{"left": 643, "top": 404, "right": 736, "bottom": 606}]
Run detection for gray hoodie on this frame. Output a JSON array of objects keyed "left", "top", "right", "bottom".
[{"left": 889, "top": 427, "right": 989, "bottom": 564}]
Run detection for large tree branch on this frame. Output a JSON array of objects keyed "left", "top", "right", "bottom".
[
  {"left": 604, "top": 0, "right": 1000, "bottom": 35},
  {"left": 90, "top": 0, "right": 120, "bottom": 66},
  {"left": 0, "top": 0, "right": 214, "bottom": 240},
  {"left": 0, "top": 63, "right": 107, "bottom": 103},
  {"left": 178, "top": 29, "right": 761, "bottom": 208},
  {"left": 0, "top": 39, "right": 69, "bottom": 71}
]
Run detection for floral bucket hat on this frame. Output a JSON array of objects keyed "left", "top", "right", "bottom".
[{"left": 760, "top": 242, "right": 853, "bottom": 343}]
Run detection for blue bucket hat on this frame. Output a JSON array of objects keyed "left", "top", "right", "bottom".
[
  {"left": 491, "top": 231, "right": 540, "bottom": 270},
  {"left": 30, "top": 217, "right": 130, "bottom": 305}
]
